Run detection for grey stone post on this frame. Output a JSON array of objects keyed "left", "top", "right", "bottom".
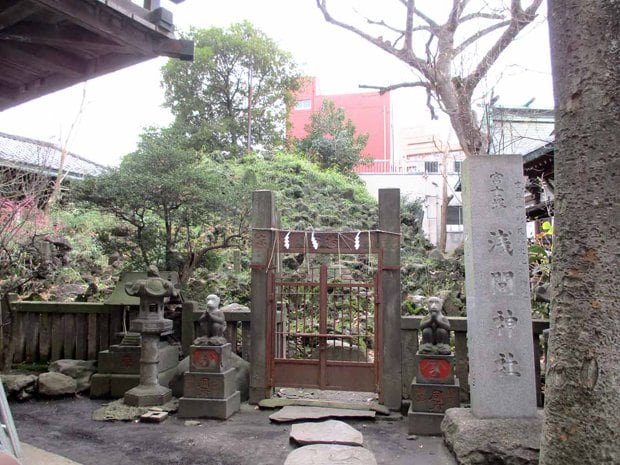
[
  {"left": 249, "top": 190, "right": 277, "bottom": 404},
  {"left": 181, "top": 301, "right": 197, "bottom": 357},
  {"left": 378, "top": 188, "right": 402, "bottom": 411},
  {"left": 462, "top": 155, "right": 537, "bottom": 418}
]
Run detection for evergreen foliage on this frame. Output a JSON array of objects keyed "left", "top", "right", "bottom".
[
  {"left": 161, "top": 22, "right": 301, "bottom": 156},
  {"left": 296, "top": 100, "right": 370, "bottom": 173}
]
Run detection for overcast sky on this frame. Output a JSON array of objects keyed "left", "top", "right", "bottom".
[{"left": 0, "top": 0, "right": 552, "bottom": 166}]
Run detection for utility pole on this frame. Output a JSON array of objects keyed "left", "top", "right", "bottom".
[{"left": 247, "top": 66, "right": 253, "bottom": 153}]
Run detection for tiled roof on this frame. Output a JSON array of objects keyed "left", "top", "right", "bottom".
[{"left": 0, "top": 132, "right": 109, "bottom": 178}]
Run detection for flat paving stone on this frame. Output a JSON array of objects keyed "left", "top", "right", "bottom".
[
  {"left": 290, "top": 420, "right": 364, "bottom": 446},
  {"left": 269, "top": 406, "right": 375, "bottom": 423},
  {"left": 259, "top": 398, "right": 390, "bottom": 415},
  {"left": 284, "top": 444, "right": 377, "bottom": 465}
]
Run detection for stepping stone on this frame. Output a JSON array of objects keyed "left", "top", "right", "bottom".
[
  {"left": 259, "top": 398, "right": 390, "bottom": 415},
  {"left": 269, "top": 406, "right": 375, "bottom": 423},
  {"left": 290, "top": 420, "right": 363, "bottom": 446},
  {"left": 284, "top": 444, "right": 377, "bottom": 465}
]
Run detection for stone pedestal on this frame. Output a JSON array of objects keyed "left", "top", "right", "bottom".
[
  {"left": 408, "top": 354, "right": 460, "bottom": 435},
  {"left": 91, "top": 337, "right": 179, "bottom": 398},
  {"left": 124, "top": 328, "right": 173, "bottom": 407},
  {"left": 178, "top": 343, "right": 240, "bottom": 420}
]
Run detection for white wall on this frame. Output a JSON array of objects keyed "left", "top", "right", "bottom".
[{"left": 360, "top": 172, "right": 464, "bottom": 251}]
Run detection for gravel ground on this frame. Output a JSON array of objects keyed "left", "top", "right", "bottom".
[{"left": 9, "top": 396, "right": 457, "bottom": 465}]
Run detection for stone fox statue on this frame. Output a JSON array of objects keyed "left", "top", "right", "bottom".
[
  {"left": 419, "top": 296, "right": 451, "bottom": 355},
  {"left": 195, "top": 294, "right": 227, "bottom": 346}
]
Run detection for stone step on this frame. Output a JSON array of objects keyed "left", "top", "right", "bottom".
[
  {"left": 259, "top": 397, "right": 390, "bottom": 415},
  {"left": 290, "top": 420, "right": 364, "bottom": 446},
  {"left": 284, "top": 444, "right": 377, "bottom": 465},
  {"left": 269, "top": 405, "right": 375, "bottom": 423}
]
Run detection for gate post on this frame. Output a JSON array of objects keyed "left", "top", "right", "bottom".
[
  {"left": 249, "top": 190, "right": 277, "bottom": 404},
  {"left": 379, "top": 188, "right": 402, "bottom": 410}
]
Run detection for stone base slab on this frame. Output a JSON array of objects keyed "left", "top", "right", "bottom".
[
  {"left": 442, "top": 408, "right": 543, "bottom": 465},
  {"left": 415, "top": 354, "right": 455, "bottom": 384},
  {"left": 178, "top": 391, "right": 240, "bottom": 420},
  {"left": 411, "top": 378, "right": 460, "bottom": 413},
  {"left": 90, "top": 365, "right": 178, "bottom": 398},
  {"left": 407, "top": 406, "right": 444, "bottom": 436},
  {"left": 183, "top": 368, "right": 237, "bottom": 399},
  {"left": 97, "top": 344, "right": 180, "bottom": 374},
  {"left": 124, "top": 384, "right": 172, "bottom": 407}
]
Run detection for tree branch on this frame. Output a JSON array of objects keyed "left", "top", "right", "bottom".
[
  {"left": 454, "top": 20, "right": 511, "bottom": 56},
  {"left": 316, "top": 0, "right": 429, "bottom": 73},
  {"left": 446, "top": 0, "right": 464, "bottom": 33},
  {"left": 411, "top": 2, "right": 439, "bottom": 29},
  {"left": 404, "top": 0, "right": 414, "bottom": 51},
  {"left": 464, "top": 0, "right": 543, "bottom": 95},
  {"left": 358, "top": 81, "right": 429, "bottom": 95},
  {"left": 365, "top": 17, "right": 403, "bottom": 35},
  {"left": 460, "top": 12, "right": 504, "bottom": 23}
]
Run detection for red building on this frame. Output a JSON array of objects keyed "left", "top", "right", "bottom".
[{"left": 288, "top": 78, "right": 392, "bottom": 173}]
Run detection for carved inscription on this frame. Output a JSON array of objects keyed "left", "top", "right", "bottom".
[
  {"left": 488, "top": 229, "right": 514, "bottom": 255},
  {"left": 493, "top": 309, "right": 518, "bottom": 338},
  {"left": 489, "top": 171, "right": 506, "bottom": 209},
  {"left": 495, "top": 352, "right": 521, "bottom": 377},
  {"left": 490, "top": 271, "right": 515, "bottom": 295}
]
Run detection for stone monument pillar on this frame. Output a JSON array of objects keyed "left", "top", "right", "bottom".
[
  {"left": 178, "top": 294, "right": 240, "bottom": 419},
  {"left": 123, "top": 266, "right": 176, "bottom": 407},
  {"left": 408, "top": 297, "right": 460, "bottom": 435},
  {"left": 462, "top": 155, "right": 537, "bottom": 418}
]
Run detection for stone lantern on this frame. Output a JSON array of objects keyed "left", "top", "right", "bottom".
[{"left": 123, "top": 265, "right": 178, "bottom": 406}]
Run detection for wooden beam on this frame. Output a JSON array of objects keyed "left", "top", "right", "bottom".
[
  {"left": 31, "top": 0, "right": 171, "bottom": 56},
  {"left": 0, "top": 53, "right": 152, "bottom": 111},
  {"left": 0, "top": 1, "right": 37, "bottom": 31},
  {"left": 0, "top": 42, "right": 86, "bottom": 78},
  {"left": 0, "top": 22, "right": 128, "bottom": 54}
]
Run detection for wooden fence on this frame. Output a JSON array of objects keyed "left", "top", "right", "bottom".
[
  {"left": 2, "top": 298, "right": 549, "bottom": 406},
  {"left": 2, "top": 299, "right": 130, "bottom": 366}
]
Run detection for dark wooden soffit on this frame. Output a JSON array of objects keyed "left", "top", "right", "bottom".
[{"left": 0, "top": 0, "right": 193, "bottom": 111}]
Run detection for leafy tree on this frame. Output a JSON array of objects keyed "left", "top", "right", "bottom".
[
  {"left": 161, "top": 21, "right": 301, "bottom": 156},
  {"left": 297, "top": 100, "right": 369, "bottom": 172},
  {"left": 316, "top": 0, "right": 543, "bottom": 156},
  {"left": 72, "top": 127, "right": 250, "bottom": 283},
  {"left": 539, "top": 0, "right": 619, "bottom": 463}
]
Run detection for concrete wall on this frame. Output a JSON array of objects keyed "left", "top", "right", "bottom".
[{"left": 289, "top": 77, "right": 392, "bottom": 172}]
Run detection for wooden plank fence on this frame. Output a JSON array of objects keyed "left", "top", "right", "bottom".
[
  {"left": 2, "top": 298, "right": 549, "bottom": 406},
  {"left": 6, "top": 301, "right": 128, "bottom": 365}
]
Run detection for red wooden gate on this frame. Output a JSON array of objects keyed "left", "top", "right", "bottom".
[{"left": 266, "top": 230, "right": 384, "bottom": 397}]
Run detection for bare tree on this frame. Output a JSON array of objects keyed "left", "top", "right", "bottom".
[
  {"left": 316, "top": 0, "right": 543, "bottom": 156},
  {"left": 539, "top": 0, "right": 619, "bottom": 463},
  {"left": 45, "top": 85, "right": 87, "bottom": 213},
  {"left": 0, "top": 154, "right": 52, "bottom": 298},
  {"left": 0, "top": 155, "right": 53, "bottom": 369}
]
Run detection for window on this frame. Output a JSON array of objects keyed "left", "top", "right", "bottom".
[
  {"left": 424, "top": 161, "right": 439, "bottom": 173},
  {"left": 295, "top": 99, "right": 311, "bottom": 110},
  {"left": 454, "top": 161, "right": 462, "bottom": 173},
  {"left": 446, "top": 206, "right": 463, "bottom": 225}
]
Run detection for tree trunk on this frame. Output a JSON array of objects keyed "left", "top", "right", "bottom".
[
  {"left": 540, "top": 1, "right": 620, "bottom": 464},
  {"left": 438, "top": 153, "right": 449, "bottom": 253}
]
